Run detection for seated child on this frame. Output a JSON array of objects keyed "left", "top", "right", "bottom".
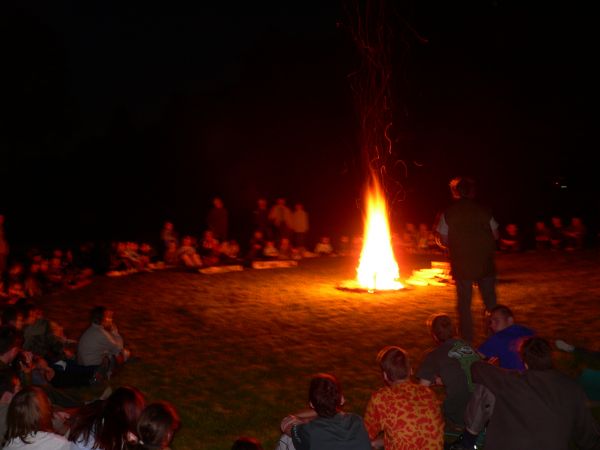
[
  {"left": 277, "top": 373, "right": 371, "bottom": 450},
  {"left": 177, "top": 236, "right": 203, "bottom": 269},
  {"left": 314, "top": 236, "right": 334, "bottom": 256}
]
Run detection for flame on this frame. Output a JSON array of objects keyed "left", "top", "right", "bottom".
[{"left": 356, "top": 177, "right": 403, "bottom": 291}]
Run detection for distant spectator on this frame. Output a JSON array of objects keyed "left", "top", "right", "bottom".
[
  {"left": 278, "top": 238, "right": 294, "bottom": 260},
  {"left": 252, "top": 198, "right": 272, "bottom": 240},
  {"left": 269, "top": 198, "right": 292, "bottom": 242},
  {"left": 199, "top": 230, "right": 221, "bottom": 266},
  {"left": 176, "top": 236, "right": 203, "bottom": 270},
  {"left": 160, "top": 221, "right": 179, "bottom": 260},
  {"left": 549, "top": 216, "right": 565, "bottom": 250},
  {"left": 534, "top": 220, "right": 551, "bottom": 251},
  {"left": 245, "top": 230, "right": 266, "bottom": 262},
  {"left": 338, "top": 236, "right": 351, "bottom": 256},
  {"left": 564, "top": 216, "right": 587, "bottom": 251},
  {"left": 498, "top": 223, "right": 523, "bottom": 252},
  {"left": 263, "top": 241, "right": 279, "bottom": 259},
  {"left": 290, "top": 203, "right": 309, "bottom": 252},
  {"left": 314, "top": 236, "right": 334, "bottom": 257},
  {"left": 207, "top": 196, "right": 229, "bottom": 242}
]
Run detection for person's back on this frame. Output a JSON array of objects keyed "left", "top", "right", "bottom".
[
  {"left": 4, "top": 386, "right": 70, "bottom": 450},
  {"left": 280, "top": 373, "right": 371, "bottom": 450},
  {"left": 364, "top": 346, "right": 444, "bottom": 450},
  {"left": 444, "top": 198, "right": 497, "bottom": 280},
  {"left": 472, "top": 337, "right": 600, "bottom": 450},
  {"left": 416, "top": 314, "right": 480, "bottom": 430}
]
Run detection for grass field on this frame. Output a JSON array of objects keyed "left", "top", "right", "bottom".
[{"left": 36, "top": 250, "right": 600, "bottom": 449}]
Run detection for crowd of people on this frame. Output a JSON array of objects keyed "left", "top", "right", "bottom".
[
  {"left": 236, "top": 308, "right": 599, "bottom": 450},
  {"left": 0, "top": 188, "right": 599, "bottom": 449},
  {"left": 0, "top": 300, "right": 181, "bottom": 449}
]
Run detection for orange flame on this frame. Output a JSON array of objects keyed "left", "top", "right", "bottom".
[{"left": 356, "top": 177, "right": 403, "bottom": 291}]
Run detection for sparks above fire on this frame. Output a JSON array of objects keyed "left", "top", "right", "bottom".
[{"left": 355, "top": 176, "right": 403, "bottom": 291}]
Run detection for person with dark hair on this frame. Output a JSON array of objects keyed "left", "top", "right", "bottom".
[
  {"left": 477, "top": 304, "right": 535, "bottom": 371},
  {"left": 471, "top": 337, "right": 600, "bottom": 450},
  {"left": 207, "top": 196, "right": 229, "bottom": 242},
  {"left": 77, "top": 306, "right": 131, "bottom": 378},
  {"left": 231, "top": 436, "right": 264, "bottom": 450},
  {"left": 416, "top": 314, "right": 481, "bottom": 433},
  {"left": 67, "top": 385, "right": 146, "bottom": 450},
  {"left": 0, "top": 368, "right": 21, "bottom": 443},
  {"left": 448, "top": 304, "right": 535, "bottom": 449},
  {"left": 363, "top": 346, "right": 444, "bottom": 449},
  {"left": 435, "top": 176, "right": 499, "bottom": 343},
  {"left": 278, "top": 373, "right": 371, "bottom": 450},
  {"left": 4, "top": 386, "right": 70, "bottom": 449},
  {"left": 128, "top": 401, "right": 180, "bottom": 450}
]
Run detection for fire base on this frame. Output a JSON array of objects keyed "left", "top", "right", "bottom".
[{"left": 335, "top": 279, "right": 407, "bottom": 293}]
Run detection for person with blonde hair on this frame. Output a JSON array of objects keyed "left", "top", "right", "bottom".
[
  {"left": 4, "top": 386, "right": 70, "bottom": 449},
  {"left": 364, "top": 346, "right": 444, "bottom": 449}
]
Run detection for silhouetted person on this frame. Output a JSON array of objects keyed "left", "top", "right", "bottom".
[{"left": 435, "top": 176, "right": 499, "bottom": 342}]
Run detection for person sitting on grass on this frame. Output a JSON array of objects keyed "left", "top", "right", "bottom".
[
  {"left": 128, "top": 401, "right": 181, "bottom": 450},
  {"left": 363, "top": 346, "right": 444, "bottom": 450},
  {"left": 77, "top": 306, "right": 131, "bottom": 379},
  {"left": 416, "top": 314, "right": 481, "bottom": 434},
  {"left": 176, "top": 236, "right": 203, "bottom": 270},
  {"left": 471, "top": 336, "right": 600, "bottom": 450},
  {"left": 447, "top": 304, "right": 535, "bottom": 450},
  {"left": 67, "top": 385, "right": 146, "bottom": 450},
  {"left": 277, "top": 372, "right": 371, "bottom": 450},
  {"left": 3, "top": 386, "right": 70, "bottom": 450}
]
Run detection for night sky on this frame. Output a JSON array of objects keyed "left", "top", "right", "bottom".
[{"left": 1, "top": 1, "right": 597, "bottom": 250}]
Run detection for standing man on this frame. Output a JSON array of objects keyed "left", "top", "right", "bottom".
[
  {"left": 436, "top": 176, "right": 499, "bottom": 343},
  {"left": 207, "top": 196, "right": 229, "bottom": 242}
]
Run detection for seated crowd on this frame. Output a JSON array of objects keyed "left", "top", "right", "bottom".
[{"left": 0, "top": 299, "right": 181, "bottom": 450}]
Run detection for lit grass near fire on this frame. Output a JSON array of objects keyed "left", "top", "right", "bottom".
[{"left": 37, "top": 251, "right": 600, "bottom": 449}]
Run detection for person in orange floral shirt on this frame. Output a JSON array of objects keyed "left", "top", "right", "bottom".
[{"left": 364, "top": 346, "right": 444, "bottom": 450}]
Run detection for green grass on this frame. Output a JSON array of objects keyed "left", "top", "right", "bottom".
[{"left": 37, "top": 250, "right": 600, "bottom": 449}]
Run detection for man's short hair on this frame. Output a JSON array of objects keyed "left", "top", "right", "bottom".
[
  {"left": 490, "top": 304, "right": 514, "bottom": 319},
  {"left": 520, "top": 337, "right": 553, "bottom": 370},
  {"left": 90, "top": 306, "right": 107, "bottom": 325},
  {"left": 377, "top": 346, "right": 410, "bottom": 382},
  {"left": 308, "top": 373, "right": 342, "bottom": 418},
  {"left": 450, "top": 176, "right": 476, "bottom": 200},
  {"left": 428, "top": 313, "right": 454, "bottom": 342}
]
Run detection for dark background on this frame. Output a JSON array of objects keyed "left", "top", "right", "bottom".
[{"left": 1, "top": 1, "right": 597, "bottom": 252}]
